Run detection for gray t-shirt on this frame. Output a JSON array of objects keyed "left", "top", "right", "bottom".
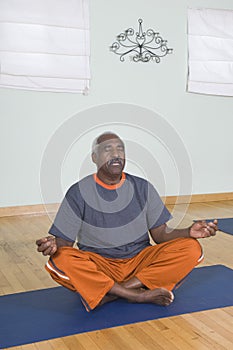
[{"left": 49, "top": 173, "right": 172, "bottom": 258}]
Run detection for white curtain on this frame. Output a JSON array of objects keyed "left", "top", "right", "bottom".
[
  {"left": 0, "top": 0, "right": 90, "bottom": 94},
  {"left": 187, "top": 8, "right": 233, "bottom": 96}
]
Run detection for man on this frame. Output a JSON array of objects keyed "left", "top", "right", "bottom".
[{"left": 36, "top": 132, "right": 218, "bottom": 311}]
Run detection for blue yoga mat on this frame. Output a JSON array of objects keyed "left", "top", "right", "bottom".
[{"left": 1, "top": 265, "right": 233, "bottom": 348}]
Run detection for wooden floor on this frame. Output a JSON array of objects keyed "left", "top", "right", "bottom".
[{"left": 1, "top": 200, "right": 233, "bottom": 349}]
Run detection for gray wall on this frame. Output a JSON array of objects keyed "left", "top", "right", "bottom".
[{"left": 1, "top": 0, "right": 233, "bottom": 207}]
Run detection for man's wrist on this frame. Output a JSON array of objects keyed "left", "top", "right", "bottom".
[{"left": 187, "top": 225, "right": 192, "bottom": 237}]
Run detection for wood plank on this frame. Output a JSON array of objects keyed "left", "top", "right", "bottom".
[
  {"left": 112, "top": 324, "right": 162, "bottom": 350},
  {"left": 34, "top": 340, "right": 54, "bottom": 350},
  {"left": 126, "top": 322, "right": 180, "bottom": 350},
  {"left": 194, "top": 310, "right": 233, "bottom": 343},
  {"left": 73, "top": 333, "right": 102, "bottom": 350},
  {"left": 62, "top": 334, "right": 88, "bottom": 349},
  {"left": 17, "top": 344, "right": 38, "bottom": 350},
  {"left": 184, "top": 312, "right": 233, "bottom": 349},
  {"left": 168, "top": 316, "right": 211, "bottom": 349},
  {"left": 89, "top": 327, "right": 149, "bottom": 350},
  {"left": 49, "top": 338, "right": 70, "bottom": 350}
]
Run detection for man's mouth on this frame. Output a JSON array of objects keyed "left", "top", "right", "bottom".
[{"left": 107, "top": 158, "right": 123, "bottom": 167}]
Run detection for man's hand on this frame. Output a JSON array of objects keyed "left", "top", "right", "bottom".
[
  {"left": 189, "top": 220, "right": 218, "bottom": 239},
  {"left": 36, "top": 236, "right": 57, "bottom": 256}
]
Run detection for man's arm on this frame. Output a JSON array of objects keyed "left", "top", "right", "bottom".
[
  {"left": 36, "top": 236, "right": 74, "bottom": 256},
  {"left": 150, "top": 220, "right": 218, "bottom": 244}
]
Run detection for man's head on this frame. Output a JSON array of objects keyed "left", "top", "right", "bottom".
[{"left": 91, "top": 132, "right": 125, "bottom": 178}]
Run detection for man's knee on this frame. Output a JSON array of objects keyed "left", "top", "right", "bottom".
[{"left": 184, "top": 237, "right": 203, "bottom": 263}]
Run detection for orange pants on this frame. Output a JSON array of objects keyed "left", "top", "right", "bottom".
[{"left": 45, "top": 238, "right": 203, "bottom": 311}]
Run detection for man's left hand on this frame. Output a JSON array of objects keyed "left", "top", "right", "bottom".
[{"left": 189, "top": 220, "right": 218, "bottom": 239}]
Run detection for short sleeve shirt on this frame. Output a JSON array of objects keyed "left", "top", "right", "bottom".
[{"left": 49, "top": 173, "right": 172, "bottom": 258}]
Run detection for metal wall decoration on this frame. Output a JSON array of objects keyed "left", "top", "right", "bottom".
[{"left": 110, "top": 19, "right": 173, "bottom": 63}]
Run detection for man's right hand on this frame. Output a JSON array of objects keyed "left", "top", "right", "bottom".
[{"left": 36, "top": 236, "right": 57, "bottom": 256}]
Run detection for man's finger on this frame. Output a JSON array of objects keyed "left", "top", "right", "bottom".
[
  {"left": 208, "top": 227, "right": 217, "bottom": 236},
  {"left": 204, "top": 224, "right": 217, "bottom": 237},
  {"left": 194, "top": 221, "right": 207, "bottom": 230},
  {"left": 37, "top": 241, "right": 53, "bottom": 252},
  {"left": 36, "top": 237, "right": 48, "bottom": 246},
  {"left": 203, "top": 228, "right": 211, "bottom": 237},
  {"left": 36, "top": 236, "right": 55, "bottom": 246},
  {"left": 42, "top": 246, "right": 54, "bottom": 256},
  {"left": 204, "top": 220, "right": 218, "bottom": 229},
  {"left": 50, "top": 246, "right": 57, "bottom": 255},
  {"left": 207, "top": 221, "right": 218, "bottom": 231}
]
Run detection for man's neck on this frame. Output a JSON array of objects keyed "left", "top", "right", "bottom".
[{"left": 96, "top": 170, "right": 122, "bottom": 185}]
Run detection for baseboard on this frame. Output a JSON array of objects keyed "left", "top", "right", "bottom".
[
  {"left": 1, "top": 192, "right": 233, "bottom": 217},
  {"left": 163, "top": 192, "right": 233, "bottom": 205},
  {"left": 0, "top": 203, "right": 60, "bottom": 218}
]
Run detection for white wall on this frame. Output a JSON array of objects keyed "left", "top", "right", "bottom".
[{"left": 1, "top": 0, "right": 233, "bottom": 207}]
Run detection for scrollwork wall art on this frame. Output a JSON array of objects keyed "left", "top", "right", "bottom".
[{"left": 110, "top": 19, "right": 173, "bottom": 63}]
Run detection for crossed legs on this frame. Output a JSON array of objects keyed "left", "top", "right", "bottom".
[{"left": 45, "top": 238, "right": 203, "bottom": 311}]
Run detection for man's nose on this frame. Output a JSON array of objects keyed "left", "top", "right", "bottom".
[{"left": 111, "top": 147, "right": 120, "bottom": 158}]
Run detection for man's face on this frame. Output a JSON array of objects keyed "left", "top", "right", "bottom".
[{"left": 92, "top": 134, "right": 125, "bottom": 176}]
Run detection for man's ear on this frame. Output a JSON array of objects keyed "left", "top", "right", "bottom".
[{"left": 92, "top": 152, "right": 97, "bottom": 164}]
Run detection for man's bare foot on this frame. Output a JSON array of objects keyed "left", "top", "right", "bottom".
[
  {"left": 137, "top": 288, "right": 174, "bottom": 306},
  {"left": 121, "top": 277, "right": 145, "bottom": 289},
  {"left": 99, "top": 294, "right": 118, "bottom": 306},
  {"left": 99, "top": 283, "right": 174, "bottom": 308}
]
